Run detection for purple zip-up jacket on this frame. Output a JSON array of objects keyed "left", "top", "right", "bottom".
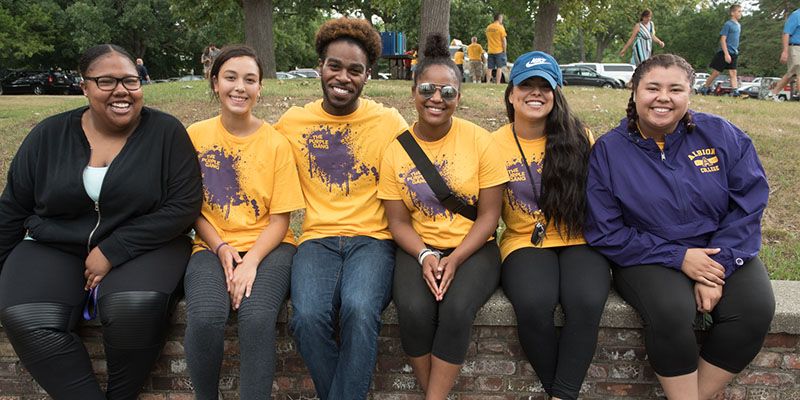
[{"left": 584, "top": 111, "right": 768, "bottom": 278}]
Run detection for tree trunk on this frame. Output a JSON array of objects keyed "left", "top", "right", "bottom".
[
  {"left": 533, "top": 0, "right": 559, "bottom": 54},
  {"left": 595, "top": 33, "right": 612, "bottom": 63},
  {"left": 578, "top": 28, "right": 586, "bottom": 62},
  {"left": 419, "top": 0, "right": 451, "bottom": 63},
  {"left": 242, "top": 0, "right": 276, "bottom": 78}
]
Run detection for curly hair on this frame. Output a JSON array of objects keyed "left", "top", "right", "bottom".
[
  {"left": 504, "top": 82, "right": 590, "bottom": 240},
  {"left": 315, "top": 18, "right": 382, "bottom": 67},
  {"left": 413, "top": 33, "right": 462, "bottom": 86},
  {"left": 626, "top": 53, "right": 696, "bottom": 137}
]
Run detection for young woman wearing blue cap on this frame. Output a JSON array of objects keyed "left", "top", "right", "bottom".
[
  {"left": 585, "top": 54, "right": 774, "bottom": 399},
  {"left": 378, "top": 33, "right": 508, "bottom": 399},
  {"left": 494, "top": 51, "right": 610, "bottom": 400}
]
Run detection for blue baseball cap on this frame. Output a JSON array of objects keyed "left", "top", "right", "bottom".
[{"left": 510, "top": 51, "right": 563, "bottom": 89}]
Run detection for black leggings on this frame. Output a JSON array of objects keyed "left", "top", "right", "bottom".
[
  {"left": 612, "top": 257, "right": 775, "bottom": 377},
  {"left": 501, "top": 245, "right": 610, "bottom": 400},
  {"left": 0, "top": 238, "right": 190, "bottom": 400},
  {"left": 393, "top": 241, "right": 501, "bottom": 364}
]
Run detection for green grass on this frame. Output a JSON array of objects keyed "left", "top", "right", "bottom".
[{"left": 1, "top": 80, "right": 798, "bottom": 279}]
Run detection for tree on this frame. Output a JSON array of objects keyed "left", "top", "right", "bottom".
[
  {"left": 533, "top": 0, "right": 559, "bottom": 53},
  {"left": 419, "top": 0, "right": 450, "bottom": 61},
  {"left": 243, "top": 0, "right": 276, "bottom": 78}
]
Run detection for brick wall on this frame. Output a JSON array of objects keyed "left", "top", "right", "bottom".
[{"left": 2, "top": 286, "right": 800, "bottom": 399}]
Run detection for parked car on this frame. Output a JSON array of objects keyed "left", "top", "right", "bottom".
[
  {"left": 178, "top": 75, "right": 204, "bottom": 81},
  {"left": 0, "top": 70, "right": 82, "bottom": 95},
  {"left": 566, "top": 62, "right": 634, "bottom": 85},
  {"left": 276, "top": 72, "right": 296, "bottom": 80},
  {"left": 289, "top": 68, "right": 320, "bottom": 79},
  {"left": 560, "top": 65, "right": 622, "bottom": 88},
  {"left": 739, "top": 77, "right": 780, "bottom": 91}
]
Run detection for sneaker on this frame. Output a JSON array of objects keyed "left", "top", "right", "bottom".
[{"left": 731, "top": 89, "right": 741, "bottom": 97}]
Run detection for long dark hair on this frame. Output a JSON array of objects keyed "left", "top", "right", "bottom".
[
  {"left": 414, "top": 33, "right": 462, "bottom": 86},
  {"left": 626, "top": 54, "right": 696, "bottom": 137},
  {"left": 504, "top": 82, "right": 590, "bottom": 239}
]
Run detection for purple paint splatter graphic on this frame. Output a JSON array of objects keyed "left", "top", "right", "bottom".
[
  {"left": 400, "top": 160, "right": 476, "bottom": 220},
  {"left": 303, "top": 125, "right": 374, "bottom": 195},
  {"left": 198, "top": 148, "right": 260, "bottom": 219},
  {"left": 505, "top": 159, "right": 542, "bottom": 215}
]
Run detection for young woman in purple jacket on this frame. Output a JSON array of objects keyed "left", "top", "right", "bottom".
[{"left": 585, "top": 53, "right": 775, "bottom": 399}]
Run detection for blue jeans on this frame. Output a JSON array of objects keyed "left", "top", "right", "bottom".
[{"left": 290, "top": 236, "right": 395, "bottom": 400}]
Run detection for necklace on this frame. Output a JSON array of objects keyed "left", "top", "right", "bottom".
[{"left": 413, "top": 123, "right": 448, "bottom": 164}]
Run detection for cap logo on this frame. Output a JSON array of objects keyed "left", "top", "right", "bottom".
[{"left": 526, "top": 57, "right": 549, "bottom": 68}]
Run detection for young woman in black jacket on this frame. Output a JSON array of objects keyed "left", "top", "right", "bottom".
[{"left": 0, "top": 44, "right": 202, "bottom": 399}]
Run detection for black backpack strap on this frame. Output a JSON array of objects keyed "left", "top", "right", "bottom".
[{"left": 397, "top": 130, "right": 478, "bottom": 221}]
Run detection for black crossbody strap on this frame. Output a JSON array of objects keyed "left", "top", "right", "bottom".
[{"left": 397, "top": 130, "right": 478, "bottom": 221}]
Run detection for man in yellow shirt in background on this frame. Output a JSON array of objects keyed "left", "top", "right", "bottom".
[
  {"left": 467, "top": 36, "right": 485, "bottom": 83},
  {"left": 486, "top": 13, "right": 508, "bottom": 84},
  {"left": 454, "top": 47, "right": 465, "bottom": 82}
]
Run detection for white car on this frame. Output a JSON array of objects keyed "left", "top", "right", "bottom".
[
  {"left": 739, "top": 77, "right": 779, "bottom": 91},
  {"left": 566, "top": 63, "right": 635, "bottom": 85}
]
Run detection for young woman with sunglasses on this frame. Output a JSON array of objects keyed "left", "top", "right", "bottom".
[
  {"left": 377, "top": 33, "right": 508, "bottom": 399},
  {"left": 0, "top": 44, "right": 202, "bottom": 399},
  {"left": 494, "top": 51, "right": 610, "bottom": 400},
  {"left": 182, "top": 45, "right": 305, "bottom": 400}
]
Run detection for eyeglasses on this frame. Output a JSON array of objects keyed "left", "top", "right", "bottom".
[
  {"left": 83, "top": 76, "right": 142, "bottom": 91},
  {"left": 417, "top": 82, "right": 459, "bottom": 101}
]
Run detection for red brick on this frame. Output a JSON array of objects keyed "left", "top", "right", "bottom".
[
  {"left": 740, "top": 387, "right": 781, "bottom": 400},
  {"left": 372, "top": 373, "right": 419, "bottom": 391},
  {"left": 478, "top": 340, "right": 513, "bottom": 356},
  {"left": 368, "top": 393, "right": 424, "bottom": 400},
  {"left": 461, "top": 359, "right": 516, "bottom": 376},
  {"left": 710, "top": 385, "right": 746, "bottom": 400},
  {"left": 735, "top": 371, "right": 795, "bottom": 386},
  {"left": 762, "top": 333, "right": 799, "bottom": 349},
  {"left": 150, "top": 376, "right": 193, "bottom": 391},
  {"left": 161, "top": 340, "right": 184, "bottom": 356},
  {"left": 595, "top": 346, "right": 644, "bottom": 362},
  {"left": 476, "top": 376, "right": 504, "bottom": 391},
  {"left": 595, "top": 383, "right": 654, "bottom": 396},
  {"left": 586, "top": 363, "right": 609, "bottom": 379},
  {"left": 460, "top": 395, "right": 508, "bottom": 400},
  {"left": 596, "top": 328, "right": 645, "bottom": 346},
  {"left": 751, "top": 351, "right": 783, "bottom": 368},
  {"left": 376, "top": 356, "right": 413, "bottom": 373},
  {"left": 138, "top": 394, "right": 167, "bottom": 400},
  {"left": 782, "top": 353, "right": 800, "bottom": 369},
  {"left": 165, "top": 393, "right": 195, "bottom": 400},
  {"left": 608, "top": 363, "right": 644, "bottom": 380},
  {"left": 505, "top": 377, "right": 545, "bottom": 393}
]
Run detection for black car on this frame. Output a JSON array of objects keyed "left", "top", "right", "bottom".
[
  {"left": 0, "top": 70, "right": 83, "bottom": 95},
  {"left": 560, "top": 65, "right": 622, "bottom": 89}
]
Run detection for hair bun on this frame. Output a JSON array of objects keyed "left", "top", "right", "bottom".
[{"left": 423, "top": 33, "right": 450, "bottom": 59}]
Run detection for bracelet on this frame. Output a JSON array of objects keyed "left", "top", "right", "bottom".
[
  {"left": 417, "top": 248, "right": 441, "bottom": 266},
  {"left": 214, "top": 242, "right": 229, "bottom": 255}
]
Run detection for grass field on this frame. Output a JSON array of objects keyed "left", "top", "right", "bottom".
[{"left": 1, "top": 79, "right": 798, "bottom": 279}]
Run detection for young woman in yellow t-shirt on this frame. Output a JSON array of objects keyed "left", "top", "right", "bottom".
[
  {"left": 183, "top": 45, "right": 305, "bottom": 399},
  {"left": 378, "top": 34, "right": 508, "bottom": 400},
  {"left": 495, "top": 51, "right": 610, "bottom": 400}
]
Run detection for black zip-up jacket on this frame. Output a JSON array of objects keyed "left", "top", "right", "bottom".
[{"left": 0, "top": 106, "right": 202, "bottom": 267}]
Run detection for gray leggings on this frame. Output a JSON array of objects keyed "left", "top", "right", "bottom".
[{"left": 183, "top": 243, "right": 294, "bottom": 400}]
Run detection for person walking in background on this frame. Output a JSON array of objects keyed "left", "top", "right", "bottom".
[
  {"left": 454, "top": 47, "right": 465, "bottom": 82},
  {"left": 698, "top": 4, "right": 743, "bottom": 95},
  {"left": 183, "top": 45, "right": 305, "bottom": 400},
  {"left": 496, "top": 51, "right": 610, "bottom": 400},
  {"left": 585, "top": 53, "right": 775, "bottom": 400},
  {"left": 379, "top": 33, "right": 507, "bottom": 400},
  {"left": 486, "top": 13, "right": 508, "bottom": 84},
  {"left": 202, "top": 44, "right": 220, "bottom": 80},
  {"left": 0, "top": 44, "right": 202, "bottom": 399},
  {"left": 467, "top": 36, "right": 485, "bottom": 83},
  {"left": 620, "top": 9, "right": 665, "bottom": 66},
  {"left": 136, "top": 58, "right": 151, "bottom": 84},
  {"left": 766, "top": 6, "right": 800, "bottom": 101},
  {"left": 274, "top": 18, "right": 408, "bottom": 400}
]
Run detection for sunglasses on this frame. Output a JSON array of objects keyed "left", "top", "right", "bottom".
[{"left": 417, "top": 82, "right": 459, "bottom": 101}]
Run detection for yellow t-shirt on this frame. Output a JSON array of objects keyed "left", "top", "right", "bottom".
[
  {"left": 274, "top": 99, "right": 408, "bottom": 243},
  {"left": 454, "top": 51, "right": 464, "bottom": 65},
  {"left": 493, "top": 124, "right": 592, "bottom": 260},
  {"left": 486, "top": 21, "right": 507, "bottom": 54},
  {"left": 378, "top": 117, "right": 509, "bottom": 249},
  {"left": 467, "top": 43, "right": 484, "bottom": 61},
  {"left": 188, "top": 116, "right": 305, "bottom": 253}
]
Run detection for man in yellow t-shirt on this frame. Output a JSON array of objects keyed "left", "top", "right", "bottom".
[
  {"left": 273, "top": 18, "right": 408, "bottom": 400},
  {"left": 467, "top": 36, "right": 486, "bottom": 83},
  {"left": 486, "top": 13, "right": 508, "bottom": 84}
]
